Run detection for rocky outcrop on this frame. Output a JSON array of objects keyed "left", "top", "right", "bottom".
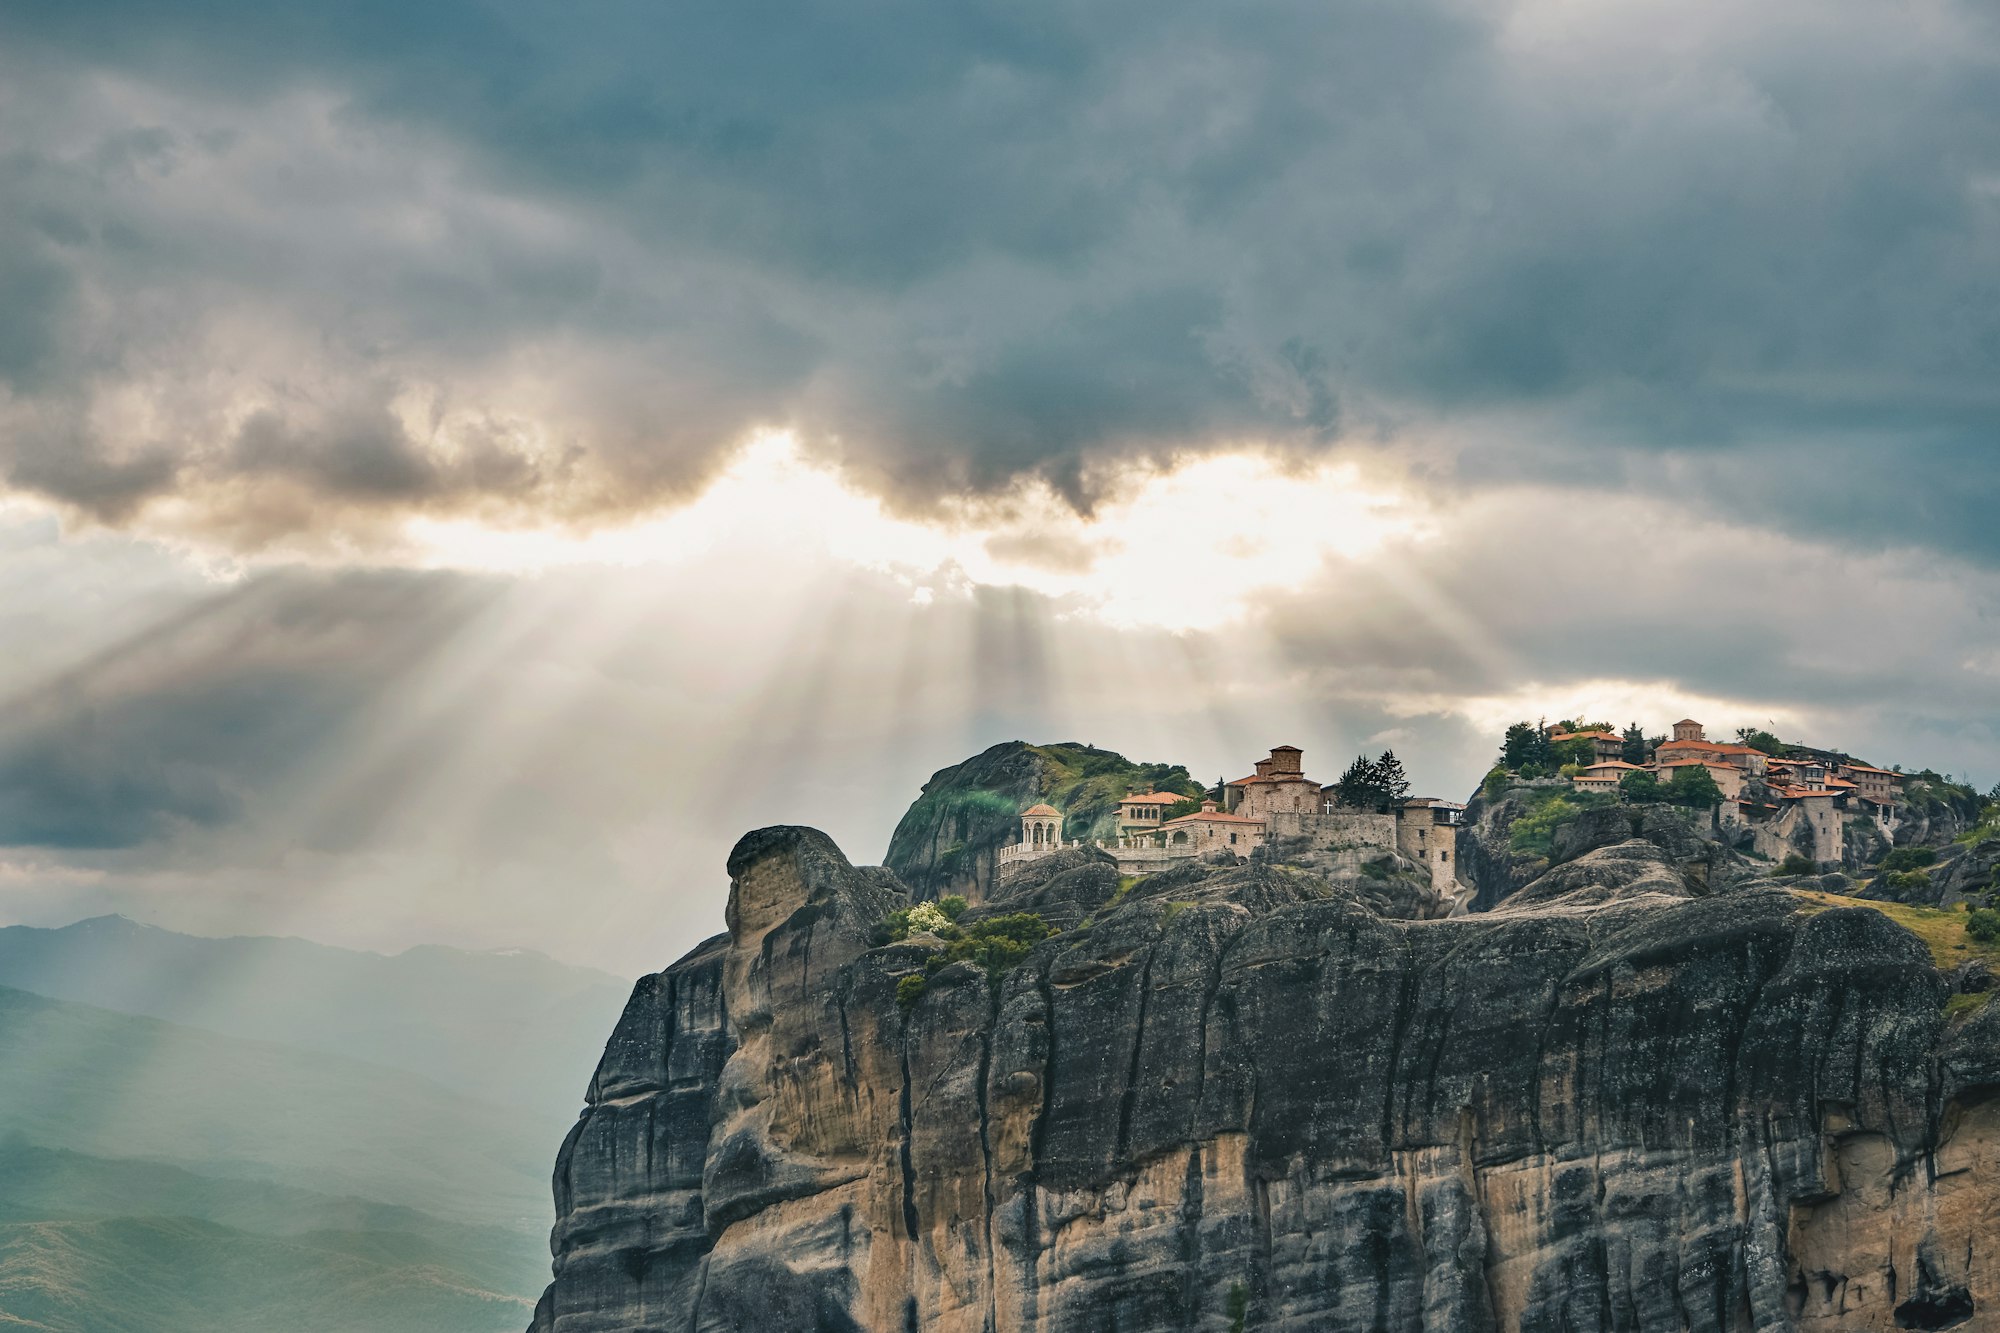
[
  {"left": 533, "top": 828, "right": 2000, "bottom": 1332},
  {"left": 1457, "top": 781, "right": 1756, "bottom": 911},
  {"left": 884, "top": 742, "right": 1201, "bottom": 903}
]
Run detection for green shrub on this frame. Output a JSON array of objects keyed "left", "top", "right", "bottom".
[
  {"left": 918, "top": 912, "right": 1057, "bottom": 982},
  {"left": 1968, "top": 909, "right": 2000, "bottom": 943},
  {"left": 1777, "top": 854, "right": 1817, "bottom": 877},
  {"left": 1227, "top": 1282, "right": 1249, "bottom": 1333},
  {"left": 1360, "top": 857, "right": 1392, "bottom": 881},
  {"left": 879, "top": 894, "right": 973, "bottom": 944},
  {"left": 896, "top": 975, "right": 928, "bottom": 1010},
  {"left": 1883, "top": 870, "right": 1932, "bottom": 892},
  {"left": 1507, "top": 789, "right": 1611, "bottom": 859},
  {"left": 1619, "top": 770, "right": 1663, "bottom": 804},
  {"left": 1880, "top": 847, "right": 1936, "bottom": 873},
  {"left": 1664, "top": 764, "right": 1725, "bottom": 808}
]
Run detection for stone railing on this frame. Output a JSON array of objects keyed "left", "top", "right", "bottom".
[{"left": 999, "top": 841, "right": 1071, "bottom": 864}]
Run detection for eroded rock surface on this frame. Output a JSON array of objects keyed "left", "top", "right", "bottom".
[{"left": 533, "top": 830, "right": 2000, "bottom": 1332}]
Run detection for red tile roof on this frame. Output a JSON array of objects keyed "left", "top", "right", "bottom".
[
  {"left": 1121, "top": 792, "right": 1186, "bottom": 805},
  {"left": 1022, "top": 803, "right": 1060, "bottom": 817}
]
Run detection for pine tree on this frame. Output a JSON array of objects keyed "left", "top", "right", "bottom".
[
  {"left": 1621, "top": 722, "right": 1647, "bottom": 765},
  {"left": 1374, "top": 750, "right": 1411, "bottom": 804},
  {"left": 1501, "top": 722, "right": 1540, "bottom": 771},
  {"left": 1332, "top": 754, "right": 1380, "bottom": 808}
]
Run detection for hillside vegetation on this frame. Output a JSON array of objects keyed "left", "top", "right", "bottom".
[
  {"left": 885, "top": 741, "right": 1201, "bottom": 898},
  {"left": 0, "top": 1213, "right": 529, "bottom": 1333}
]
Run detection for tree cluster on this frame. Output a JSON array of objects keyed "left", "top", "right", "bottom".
[
  {"left": 1497, "top": 721, "right": 1592, "bottom": 777},
  {"left": 1734, "top": 727, "right": 1787, "bottom": 757},
  {"left": 1619, "top": 765, "right": 1725, "bottom": 808},
  {"left": 1330, "top": 750, "right": 1412, "bottom": 810}
]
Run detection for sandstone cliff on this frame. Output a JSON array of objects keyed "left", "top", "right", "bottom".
[{"left": 533, "top": 811, "right": 2000, "bottom": 1331}]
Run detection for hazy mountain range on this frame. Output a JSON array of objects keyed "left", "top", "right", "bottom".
[{"left": 0, "top": 917, "right": 636, "bottom": 1332}]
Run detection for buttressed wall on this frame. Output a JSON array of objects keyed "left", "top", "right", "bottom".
[{"left": 531, "top": 825, "right": 2000, "bottom": 1332}]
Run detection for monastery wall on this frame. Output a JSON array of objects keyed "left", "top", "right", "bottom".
[{"left": 1265, "top": 810, "right": 1398, "bottom": 850}]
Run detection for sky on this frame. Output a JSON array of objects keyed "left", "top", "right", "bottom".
[{"left": 0, "top": 0, "right": 1996, "bottom": 975}]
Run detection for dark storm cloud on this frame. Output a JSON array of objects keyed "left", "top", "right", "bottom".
[{"left": 0, "top": 0, "right": 1995, "bottom": 550}]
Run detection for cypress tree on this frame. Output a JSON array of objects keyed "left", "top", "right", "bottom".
[{"left": 1374, "top": 750, "right": 1411, "bottom": 804}]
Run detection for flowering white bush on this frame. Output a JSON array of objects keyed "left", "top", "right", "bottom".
[{"left": 906, "top": 901, "right": 952, "bottom": 934}]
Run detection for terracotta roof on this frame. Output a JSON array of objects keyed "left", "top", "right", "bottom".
[
  {"left": 1552, "top": 729, "right": 1619, "bottom": 742},
  {"left": 1121, "top": 792, "right": 1185, "bottom": 806},
  {"left": 1581, "top": 760, "right": 1643, "bottom": 771},
  {"left": 1841, "top": 764, "right": 1900, "bottom": 776},
  {"left": 1656, "top": 759, "right": 1738, "bottom": 771},
  {"left": 1163, "top": 811, "right": 1265, "bottom": 826},
  {"left": 1232, "top": 773, "right": 1316, "bottom": 785},
  {"left": 1022, "top": 803, "right": 1060, "bottom": 817},
  {"left": 1269, "top": 745, "right": 1302, "bottom": 753},
  {"left": 1674, "top": 718, "right": 1701, "bottom": 726}
]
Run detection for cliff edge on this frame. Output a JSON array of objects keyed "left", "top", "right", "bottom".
[{"left": 532, "top": 821, "right": 2000, "bottom": 1332}]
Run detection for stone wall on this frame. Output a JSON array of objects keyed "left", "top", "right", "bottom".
[{"left": 1264, "top": 809, "right": 1397, "bottom": 850}]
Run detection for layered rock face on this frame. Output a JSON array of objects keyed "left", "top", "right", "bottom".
[{"left": 533, "top": 825, "right": 2000, "bottom": 1332}]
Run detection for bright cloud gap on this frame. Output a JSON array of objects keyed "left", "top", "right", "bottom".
[{"left": 404, "top": 434, "right": 1434, "bottom": 631}]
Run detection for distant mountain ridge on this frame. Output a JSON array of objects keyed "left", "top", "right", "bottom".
[
  {"left": 0, "top": 1143, "right": 539, "bottom": 1332},
  {"left": 0, "top": 982, "right": 550, "bottom": 1227},
  {"left": 0, "top": 914, "right": 632, "bottom": 1331},
  {"left": 0, "top": 914, "right": 630, "bottom": 1121}
]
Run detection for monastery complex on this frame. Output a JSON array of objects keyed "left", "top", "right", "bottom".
[
  {"left": 1003, "top": 745, "right": 1467, "bottom": 902},
  {"left": 1563, "top": 718, "right": 1907, "bottom": 863}
]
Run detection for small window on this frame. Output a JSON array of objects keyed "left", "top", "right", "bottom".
[{"left": 1440, "top": 851, "right": 1449, "bottom": 863}]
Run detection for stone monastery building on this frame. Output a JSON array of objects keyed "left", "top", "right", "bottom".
[{"left": 1002, "top": 745, "right": 1466, "bottom": 903}]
